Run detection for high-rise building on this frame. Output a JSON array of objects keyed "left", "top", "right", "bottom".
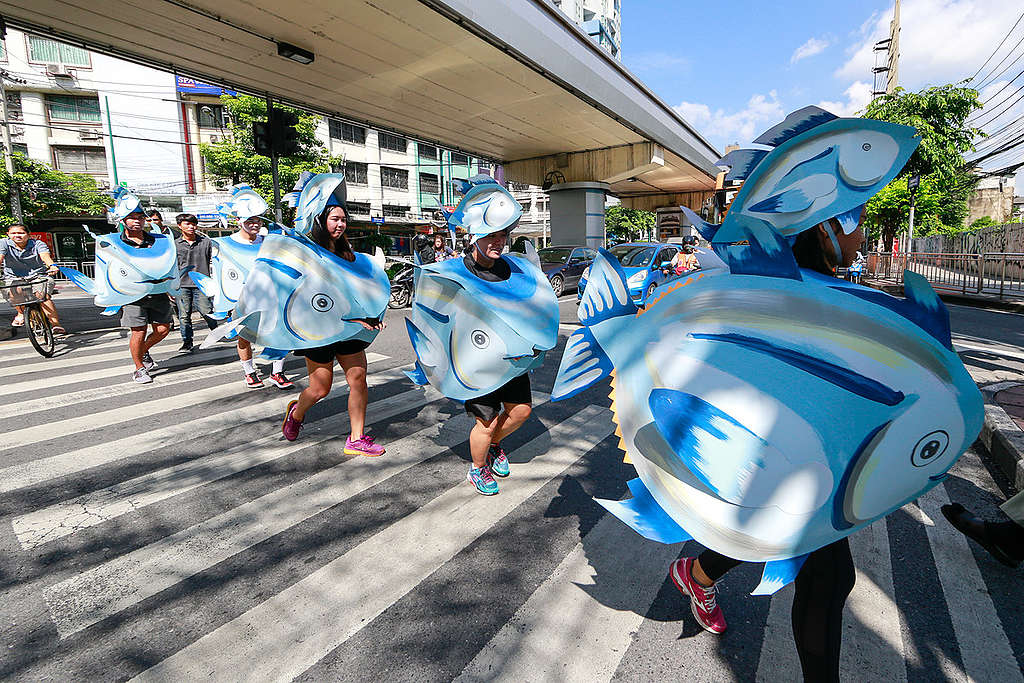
[{"left": 551, "top": 0, "right": 621, "bottom": 60}]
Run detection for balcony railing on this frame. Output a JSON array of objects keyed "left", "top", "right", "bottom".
[{"left": 865, "top": 252, "right": 1024, "bottom": 299}]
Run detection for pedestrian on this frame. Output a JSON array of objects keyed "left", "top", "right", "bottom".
[
  {"left": 670, "top": 244, "right": 699, "bottom": 275},
  {"left": 0, "top": 224, "right": 65, "bottom": 334},
  {"left": 120, "top": 207, "right": 174, "bottom": 383},
  {"left": 281, "top": 200, "right": 385, "bottom": 456},
  {"left": 432, "top": 233, "right": 455, "bottom": 261},
  {"left": 174, "top": 213, "right": 219, "bottom": 352},
  {"left": 942, "top": 492, "right": 1024, "bottom": 567},
  {"left": 147, "top": 209, "right": 171, "bottom": 235}
]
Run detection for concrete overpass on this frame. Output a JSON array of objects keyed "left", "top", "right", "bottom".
[{"left": 0, "top": 0, "right": 721, "bottom": 245}]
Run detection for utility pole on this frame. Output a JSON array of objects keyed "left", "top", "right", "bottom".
[
  {"left": 907, "top": 173, "right": 919, "bottom": 252},
  {"left": 0, "top": 67, "right": 24, "bottom": 222},
  {"left": 871, "top": 0, "right": 901, "bottom": 96}
]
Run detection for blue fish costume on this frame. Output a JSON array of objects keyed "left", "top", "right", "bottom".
[
  {"left": 552, "top": 107, "right": 984, "bottom": 594},
  {"left": 200, "top": 173, "right": 390, "bottom": 360},
  {"left": 59, "top": 188, "right": 180, "bottom": 315},
  {"left": 189, "top": 184, "right": 268, "bottom": 317},
  {"left": 405, "top": 176, "right": 559, "bottom": 401}
]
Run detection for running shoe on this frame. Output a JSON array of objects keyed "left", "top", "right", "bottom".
[
  {"left": 179, "top": 340, "right": 194, "bottom": 352},
  {"left": 132, "top": 367, "right": 153, "bottom": 384},
  {"left": 245, "top": 372, "right": 265, "bottom": 389},
  {"left": 282, "top": 399, "right": 302, "bottom": 441},
  {"left": 467, "top": 466, "right": 499, "bottom": 495},
  {"left": 344, "top": 434, "right": 385, "bottom": 457},
  {"left": 669, "top": 557, "right": 727, "bottom": 634},
  {"left": 487, "top": 443, "right": 510, "bottom": 478},
  {"left": 142, "top": 352, "right": 158, "bottom": 370},
  {"left": 268, "top": 372, "right": 294, "bottom": 389}
]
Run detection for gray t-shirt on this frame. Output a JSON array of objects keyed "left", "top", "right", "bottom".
[{"left": 0, "top": 238, "right": 50, "bottom": 278}]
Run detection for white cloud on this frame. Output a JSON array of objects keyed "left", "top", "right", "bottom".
[
  {"left": 817, "top": 81, "right": 874, "bottom": 116},
  {"left": 791, "top": 37, "right": 830, "bottom": 64},
  {"left": 675, "top": 91, "right": 786, "bottom": 148}
]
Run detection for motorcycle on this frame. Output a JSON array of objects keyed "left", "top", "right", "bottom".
[{"left": 387, "top": 257, "right": 415, "bottom": 309}]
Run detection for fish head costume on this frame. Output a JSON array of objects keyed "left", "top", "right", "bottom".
[
  {"left": 60, "top": 191, "right": 181, "bottom": 314},
  {"left": 551, "top": 108, "right": 983, "bottom": 594},
  {"left": 215, "top": 183, "right": 269, "bottom": 223},
  {"left": 404, "top": 177, "right": 556, "bottom": 400}
]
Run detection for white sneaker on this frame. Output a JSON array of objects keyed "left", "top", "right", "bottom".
[
  {"left": 133, "top": 367, "right": 153, "bottom": 384},
  {"left": 142, "top": 353, "right": 158, "bottom": 370}
]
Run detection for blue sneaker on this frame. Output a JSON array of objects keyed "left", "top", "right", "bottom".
[
  {"left": 467, "top": 466, "right": 499, "bottom": 495},
  {"left": 487, "top": 444, "right": 510, "bottom": 478}
]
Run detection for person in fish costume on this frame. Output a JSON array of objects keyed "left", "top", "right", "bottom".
[
  {"left": 203, "top": 172, "right": 391, "bottom": 456},
  {"left": 551, "top": 107, "right": 984, "bottom": 680},
  {"left": 189, "top": 184, "right": 293, "bottom": 389},
  {"left": 59, "top": 188, "right": 180, "bottom": 383},
  {"left": 405, "top": 175, "right": 559, "bottom": 495}
]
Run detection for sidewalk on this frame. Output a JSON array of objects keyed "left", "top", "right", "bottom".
[
  {"left": 864, "top": 276, "right": 1024, "bottom": 313},
  {"left": 980, "top": 382, "right": 1024, "bottom": 491}
]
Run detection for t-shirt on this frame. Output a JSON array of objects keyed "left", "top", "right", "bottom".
[
  {"left": 175, "top": 234, "right": 214, "bottom": 288},
  {"left": 463, "top": 254, "right": 511, "bottom": 282},
  {"left": 229, "top": 232, "right": 264, "bottom": 246},
  {"left": 0, "top": 238, "right": 50, "bottom": 278}
]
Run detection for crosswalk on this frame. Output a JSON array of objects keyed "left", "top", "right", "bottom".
[{"left": 0, "top": 326, "right": 1021, "bottom": 681}]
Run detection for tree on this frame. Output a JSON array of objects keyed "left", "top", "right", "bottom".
[
  {"left": 0, "top": 152, "right": 107, "bottom": 228},
  {"left": 199, "top": 95, "right": 341, "bottom": 207},
  {"left": 970, "top": 215, "right": 999, "bottom": 229},
  {"left": 862, "top": 84, "right": 983, "bottom": 248},
  {"left": 605, "top": 205, "right": 655, "bottom": 243}
]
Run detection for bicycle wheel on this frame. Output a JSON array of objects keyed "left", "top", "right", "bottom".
[{"left": 26, "top": 304, "right": 55, "bottom": 357}]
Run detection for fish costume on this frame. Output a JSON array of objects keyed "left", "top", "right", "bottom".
[
  {"left": 189, "top": 184, "right": 269, "bottom": 317},
  {"left": 552, "top": 107, "right": 984, "bottom": 594},
  {"left": 200, "top": 172, "right": 390, "bottom": 360},
  {"left": 59, "top": 188, "right": 180, "bottom": 315},
  {"left": 404, "top": 175, "right": 559, "bottom": 401}
]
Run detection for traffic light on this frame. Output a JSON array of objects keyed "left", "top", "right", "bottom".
[
  {"left": 252, "top": 120, "right": 272, "bottom": 157},
  {"left": 251, "top": 108, "right": 301, "bottom": 157}
]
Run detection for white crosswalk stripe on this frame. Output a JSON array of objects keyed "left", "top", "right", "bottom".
[{"left": 2, "top": 340, "right": 1021, "bottom": 682}]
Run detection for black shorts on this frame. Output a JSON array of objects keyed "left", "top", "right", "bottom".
[
  {"left": 294, "top": 338, "right": 370, "bottom": 365},
  {"left": 464, "top": 372, "right": 532, "bottom": 422}
]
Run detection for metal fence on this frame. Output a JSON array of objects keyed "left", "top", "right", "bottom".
[{"left": 865, "top": 252, "right": 1024, "bottom": 299}]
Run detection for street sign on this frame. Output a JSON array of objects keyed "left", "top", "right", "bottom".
[
  {"left": 908, "top": 174, "right": 920, "bottom": 192},
  {"left": 371, "top": 216, "right": 385, "bottom": 224}
]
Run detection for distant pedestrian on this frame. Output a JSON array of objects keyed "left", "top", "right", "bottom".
[
  {"left": 173, "top": 213, "right": 219, "bottom": 352},
  {"left": 433, "top": 234, "right": 455, "bottom": 261},
  {"left": 147, "top": 210, "right": 171, "bottom": 235},
  {"left": 0, "top": 224, "right": 65, "bottom": 334}
]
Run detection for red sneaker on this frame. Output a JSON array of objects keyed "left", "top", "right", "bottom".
[
  {"left": 268, "top": 372, "right": 294, "bottom": 389},
  {"left": 245, "top": 372, "right": 265, "bottom": 389},
  {"left": 282, "top": 400, "right": 302, "bottom": 441},
  {"left": 670, "top": 557, "right": 727, "bottom": 634}
]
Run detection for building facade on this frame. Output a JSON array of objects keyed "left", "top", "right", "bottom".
[{"left": 551, "top": 0, "right": 622, "bottom": 60}]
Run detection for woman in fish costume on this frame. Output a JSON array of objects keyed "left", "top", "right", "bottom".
[
  {"left": 405, "top": 176, "right": 559, "bottom": 495},
  {"left": 551, "top": 107, "right": 984, "bottom": 680}
]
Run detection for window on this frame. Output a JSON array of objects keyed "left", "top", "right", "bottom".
[
  {"left": 347, "top": 201, "right": 371, "bottom": 216},
  {"left": 345, "top": 161, "right": 368, "bottom": 185},
  {"left": 477, "top": 161, "right": 491, "bottom": 171},
  {"left": 0, "top": 39, "right": 5, "bottom": 62},
  {"left": 419, "top": 173, "right": 439, "bottom": 195},
  {"left": 383, "top": 204, "right": 409, "bottom": 218},
  {"left": 508, "top": 181, "right": 531, "bottom": 193},
  {"left": 28, "top": 35, "right": 90, "bottom": 67},
  {"left": 378, "top": 132, "right": 407, "bottom": 153},
  {"left": 380, "top": 166, "right": 408, "bottom": 190},
  {"left": 329, "top": 120, "right": 365, "bottom": 144},
  {"left": 53, "top": 146, "right": 107, "bottom": 174},
  {"left": 11, "top": 143, "right": 28, "bottom": 156},
  {"left": 198, "top": 104, "right": 226, "bottom": 129},
  {"left": 450, "top": 152, "right": 469, "bottom": 166},
  {"left": 418, "top": 143, "right": 437, "bottom": 160},
  {"left": 46, "top": 95, "right": 101, "bottom": 123}
]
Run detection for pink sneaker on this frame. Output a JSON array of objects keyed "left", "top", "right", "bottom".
[
  {"left": 670, "top": 557, "right": 727, "bottom": 634},
  {"left": 345, "top": 434, "right": 385, "bottom": 457},
  {"left": 282, "top": 400, "right": 302, "bottom": 441}
]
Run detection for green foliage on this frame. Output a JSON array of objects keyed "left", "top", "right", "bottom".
[
  {"left": 199, "top": 95, "right": 341, "bottom": 209},
  {"left": 0, "top": 152, "right": 107, "bottom": 228},
  {"left": 356, "top": 230, "right": 393, "bottom": 254},
  {"left": 605, "top": 205, "right": 655, "bottom": 243},
  {"left": 862, "top": 83, "right": 983, "bottom": 248},
  {"left": 970, "top": 215, "right": 1000, "bottom": 229}
]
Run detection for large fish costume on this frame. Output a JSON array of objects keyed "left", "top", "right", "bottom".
[
  {"left": 59, "top": 188, "right": 180, "bottom": 315},
  {"left": 552, "top": 107, "right": 984, "bottom": 594},
  {"left": 405, "top": 175, "right": 559, "bottom": 400},
  {"left": 201, "top": 173, "right": 390, "bottom": 359},
  {"left": 189, "top": 184, "right": 269, "bottom": 317}
]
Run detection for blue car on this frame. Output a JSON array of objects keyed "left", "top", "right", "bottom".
[
  {"left": 577, "top": 242, "right": 682, "bottom": 305},
  {"left": 538, "top": 245, "right": 597, "bottom": 297}
]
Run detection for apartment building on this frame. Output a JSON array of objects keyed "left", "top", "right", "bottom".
[{"left": 551, "top": 0, "right": 622, "bottom": 60}]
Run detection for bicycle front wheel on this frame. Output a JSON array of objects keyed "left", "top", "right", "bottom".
[{"left": 26, "top": 304, "right": 55, "bottom": 357}]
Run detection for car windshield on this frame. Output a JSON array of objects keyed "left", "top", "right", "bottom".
[
  {"left": 538, "top": 247, "right": 574, "bottom": 263},
  {"left": 609, "top": 245, "right": 657, "bottom": 267}
]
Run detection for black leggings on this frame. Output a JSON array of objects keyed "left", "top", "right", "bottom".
[{"left": 697, "top": 538, "right": 856, "bottom": 682}]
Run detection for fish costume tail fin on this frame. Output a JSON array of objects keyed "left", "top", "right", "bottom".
[
  {"left": 200, "top": 311, "right": 260, "bottom": 348},
  {"left": 595, "top": 478, "right": 692, "bottom": 544},
  {"left": 58, "top": 266, "right": 96, "bottom": 295},
  {"left": 189, "top": 271, "right": 217, "bottom": 298}
]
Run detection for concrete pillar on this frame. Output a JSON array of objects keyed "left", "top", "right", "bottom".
[{"left": 547, "top": 181, "right": 608, "bottom": 248}]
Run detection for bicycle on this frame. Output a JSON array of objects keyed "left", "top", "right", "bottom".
[{"left": 1, "top": 275, "right": 56, "bottom": 357}]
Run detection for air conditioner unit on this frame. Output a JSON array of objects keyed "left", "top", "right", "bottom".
[
  {"left": 96, "top": 179, "right": 111, "bottom": 190},
  {"left": 45, "top": 64, "right": 75, "bottom": 78},
  {"left": 78, "top": 130, "right": 101, "bottom": 141}
]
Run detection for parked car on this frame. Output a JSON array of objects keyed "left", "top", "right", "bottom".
[
  {"left": 538, "top": 245, "right": 597, "bottom": 296},
  {"left": 577, "top": 242, "right": 682, "bottom": 305}
]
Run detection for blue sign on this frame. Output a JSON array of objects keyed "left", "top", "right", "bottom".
[
  {"left": 371, "top": 217, "right": 385, "bottom": 224},
  {"left": 197, "top": 213, "right": 220, "bottom": 221},
  {"left": 175, "top": 76, "right": 237, "bottom": 96}
]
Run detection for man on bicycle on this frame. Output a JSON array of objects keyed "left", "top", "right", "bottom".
[{"left": 0, "top": 224, "right": 65, "bottom": 334}]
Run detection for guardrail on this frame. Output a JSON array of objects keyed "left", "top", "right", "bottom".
[{"left": 865, "top": 252, "right": 1024, "bottom": 299}]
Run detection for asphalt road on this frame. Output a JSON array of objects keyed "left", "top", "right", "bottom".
[{"left": 0, "top": 290, "right": 1020, "bottom": 681}]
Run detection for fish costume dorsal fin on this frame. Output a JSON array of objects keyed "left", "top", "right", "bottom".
[
  {"left": 717, "top": 148, "right": 769, "bottom": 182},
  {"left": 752, "top": 105, "right": 838, "bottom": 147},
  {"left": 680, "top": 206, "right": 721, "bottom": 242}
]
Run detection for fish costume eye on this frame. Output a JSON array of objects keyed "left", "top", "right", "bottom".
[
  {"left": 911, "top": 431, "right": 949, "bottom": 467},
  {"left": 311, "top": 294, "right": 334, "bottom": 312},
  {"left": 471, "top": 329, "right": 490, "bottom": 348},
  {"left": 119, "top": 268, "right": 129, "bottom": 278},
  {"left": 228, "top": 269, "right": 240, "bottom": 281}
]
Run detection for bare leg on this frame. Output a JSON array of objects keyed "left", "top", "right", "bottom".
[
  {"left": 469, "top": 415, "right": 500, "bottom": 468},
  {"left": 129, "top": 325, "right": 148, "bottom": 369},
  {"left": 491, "top": 402, "right": 532, "bottom": 444},
  {"left": 237, "top": 338, "right": 253, "bottom": 361},
  {"left": 337, "top": 350, "right": 368, "bottom": 438},
  {"left": 292, "top": 358, "right": 333, "bottom": 422},
  {"left": 41, "top": 299, "right": 60, "bottom": 325},
  {"left": 143, "top": 322, "right": 170, "bottom": 354}
]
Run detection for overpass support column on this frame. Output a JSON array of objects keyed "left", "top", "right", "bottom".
[{"left": 546, "top": 181, "right": 609, "bottom": 249}]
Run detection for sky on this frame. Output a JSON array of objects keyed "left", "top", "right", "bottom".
[{"left": 621, "top": 0, "right": 1024, "bottom": 188}]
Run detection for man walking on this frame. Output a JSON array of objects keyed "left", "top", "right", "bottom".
[
  {"left": 121, "top": 207, "right": 174, "bottom": 383},
  {"left": 173, "top": 213, "right": 218, "bottom": 352}
]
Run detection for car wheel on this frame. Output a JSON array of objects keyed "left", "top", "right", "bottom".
[
  {"left": 550, "top": 274, "right": 565, "bottom": 297},
  {"left": 645, "top": 282, "right": 657, "bottom": 303}
]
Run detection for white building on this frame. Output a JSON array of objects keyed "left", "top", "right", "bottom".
[{"left": 551, "top": 0, "right": 622, "bottom": 60}]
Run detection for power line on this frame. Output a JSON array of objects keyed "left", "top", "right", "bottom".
[
  {"left": 980, "top": 67, "right": 1024, "bottom": 106},
  {"left": 970, "top": 10, "right": 1024, "bottom": 82},
  {"left": 970, "top": 83, "right": 1024, "bottom": 129},
  {"left": 976, "top": 32, "right": 1024, "bottom": 90}
]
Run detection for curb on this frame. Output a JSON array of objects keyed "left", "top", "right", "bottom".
[{"left": 979, "top": 382, "right": 1024, "bottom": 490}]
